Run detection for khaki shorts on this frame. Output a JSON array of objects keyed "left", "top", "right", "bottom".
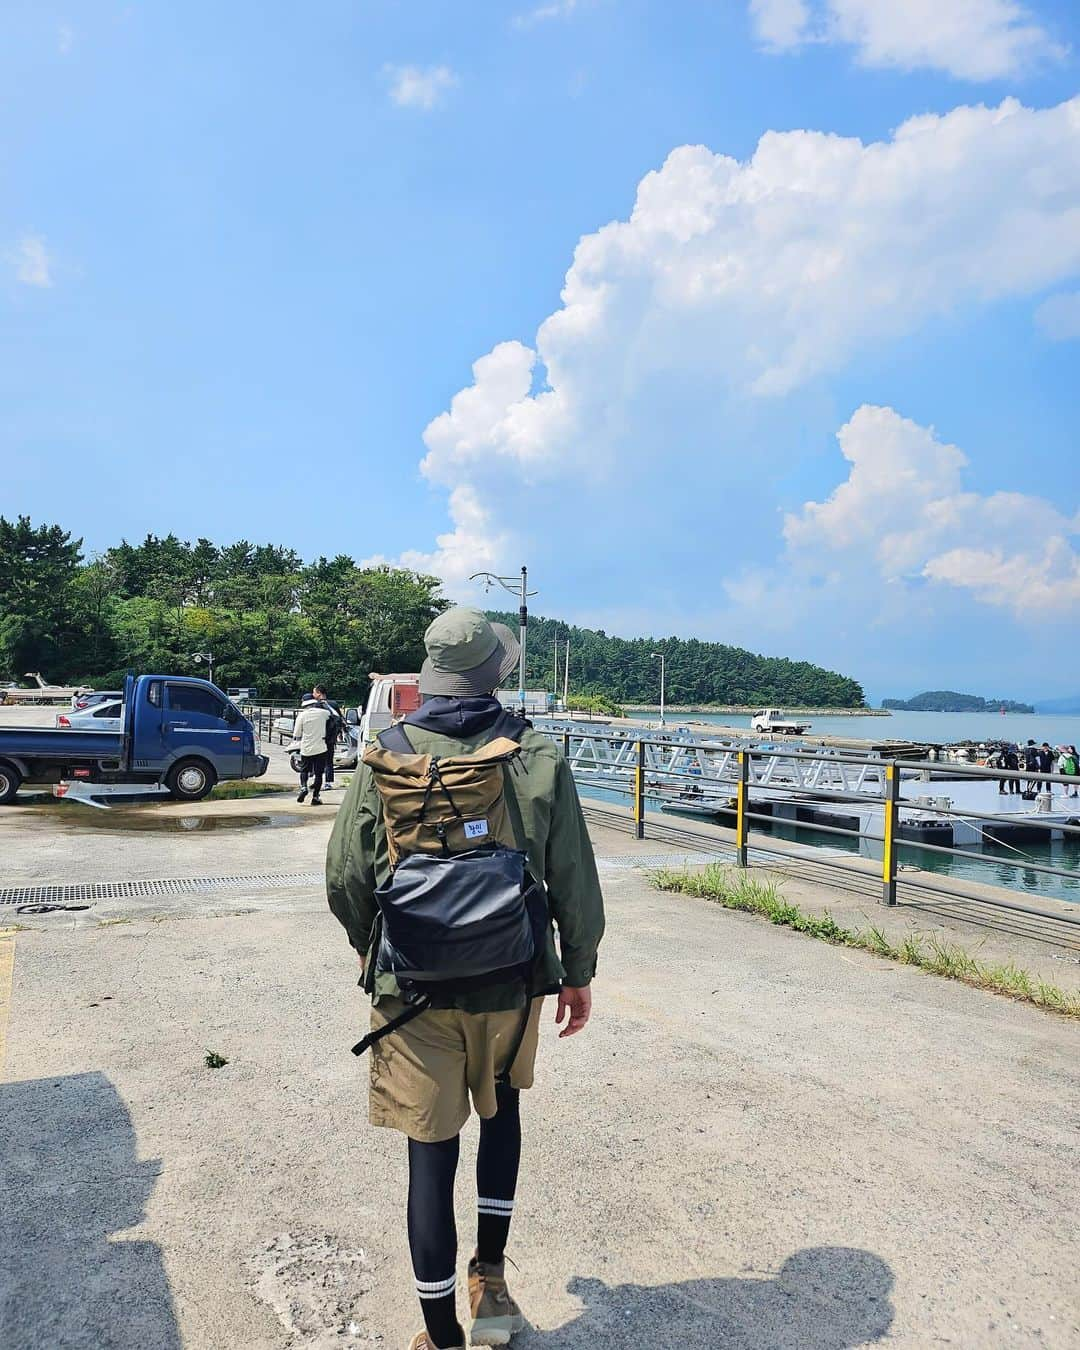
[{"left": 368, "top": 997, "right": 544, "bottom": 1143}]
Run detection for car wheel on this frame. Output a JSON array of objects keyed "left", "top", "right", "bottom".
[
  {"left": 289, "top": 752, "right": 303, "bottom": 774},
  {"left": 0, "top": 762, "right": 22, "bottom": 804},
  {"left": 165, "top": 759, "right": 217, "bottom": 802}
]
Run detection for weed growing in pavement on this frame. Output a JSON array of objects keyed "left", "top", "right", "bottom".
[
  {"left": 204, "top": 1050, "right": 229, "bottom": 1069},
  {"left": 209, "top": 782, "right": 290, "bottom": 800},
  {"left": 650, "top": 863, "right": 1080, "bottom": 1018}
]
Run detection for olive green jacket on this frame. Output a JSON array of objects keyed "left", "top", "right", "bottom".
[{"left": 325, "top": 724, "right": 605, "bottom": 1012}]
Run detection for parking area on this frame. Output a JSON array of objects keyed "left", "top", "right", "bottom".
[{"left": 3, "top": 836, "right": 1079, "bottom": 1349}]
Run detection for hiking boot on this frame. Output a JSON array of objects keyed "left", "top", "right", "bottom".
[
  {"left": 468, "top": 1255, "right": 524, "bottom": 1346},
  {"left": 296, "top": 788, "right": 307, "bottom": 803},
  {"left": 407, "top": 1334, "right": 464, "bottom": 1350},
  {"left": 310, "top": 795, "right": 323, "bottom": 806}
]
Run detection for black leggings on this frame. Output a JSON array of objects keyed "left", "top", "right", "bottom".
[
  {"left": 407, "top": 1084, "right": 522, "bottom": 1346},
  {"left": 299, "top": 752, "right": 326, "bottom": 795}
]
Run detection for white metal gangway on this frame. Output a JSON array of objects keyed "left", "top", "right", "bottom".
[{"left": 548, "top": 729, "right": 889, "bottom": 800}]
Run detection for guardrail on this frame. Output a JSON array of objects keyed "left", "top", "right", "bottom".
[
  {"left": 241, "top": 703, "right": 300, "bottom": 748},
  {"left": 545, "top": 728, "right": 1080, "bottom": 924}
]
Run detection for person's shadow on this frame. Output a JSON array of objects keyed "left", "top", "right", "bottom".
[
  {"left": 0, "top": 1071, "right": 181, "bottom": 1350},
  {"left": 520, "top": 1247, "right": 894, "bottom": 1348}
]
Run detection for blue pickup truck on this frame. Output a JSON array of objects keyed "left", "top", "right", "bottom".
[{"left": 0, "top": 673, "right": 269, "bottom": 805}]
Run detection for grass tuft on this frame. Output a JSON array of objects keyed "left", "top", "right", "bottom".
[
  {"left": 209, "top": 782, "right": 290, "bottom": 800},
  {"left": 204, "top": 1050, "right": 228, "bottom": 1069},
  {"left": 650, "top": 864, "right": 1080, "bottom": 1018}
]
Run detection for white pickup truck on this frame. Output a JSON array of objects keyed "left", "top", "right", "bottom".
[
  {"left": 750, "top": 708, "right": 810, "bottom": 735},
  {"left": 356, "top": 673, "right": 422, "bottom": 743}
]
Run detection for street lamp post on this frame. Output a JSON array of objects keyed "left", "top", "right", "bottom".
[
  {"left": 191, "top": 651, "right": 215, "bottom": 686},
  {"left": 650, "top": 651, "right": 666, "bottom": 728},
  {"left": 469, "top": 566, "right": 537, "bottom": 716}
]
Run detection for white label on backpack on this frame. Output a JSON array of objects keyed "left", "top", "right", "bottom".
[{"left": 464, "top": 819, "right": 489, "bottom": 840}]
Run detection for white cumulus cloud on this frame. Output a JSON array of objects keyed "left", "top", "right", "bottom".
[
  {"left": 364, "top": 485, "right": 509, "bottom": 590},
  {"left": 383, "top": 95, "right": 1080, "bottom": 639},
  {"left": 1035, "top": 290, "right": 1080, "bottom": 341},
  {"left": 750, "top": 0, "right": 812, "bottom": 50},
  {"left": 384, "top": 64, "right": 458, "bottom": 110},
  {"left": 10, "top": 235, "right": 53, "bottom": 288},
  {"left": 782, "top": 405, "right": 1080, "bottom": 613},
  {"left": 750, "top": 0, "right": 1066, "bottom": 79}
]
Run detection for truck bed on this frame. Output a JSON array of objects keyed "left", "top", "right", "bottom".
[{"left": 0, "top": 726, "right": 125, "bottom": 760}]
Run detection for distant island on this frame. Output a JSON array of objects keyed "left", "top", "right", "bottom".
[{"left": 882, "top": 691, "right": 1034, "bottom": 714}]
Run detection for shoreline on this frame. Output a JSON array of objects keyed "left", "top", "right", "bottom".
[{"left": 622, "top": 704, "right": 891, "bottom": 717}]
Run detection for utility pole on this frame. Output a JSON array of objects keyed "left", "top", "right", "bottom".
[
  {"left": 650, "top": 650, "right": 666, "bottom": 728},
  {"left": 563, "top": 639, "right": 570, "bottom": 709},
  {"left": 553, "top": 636, "right": 560, "bottom": 710},
  {"left": 469, "top": 566, "right": 537, "bottom": 716}
]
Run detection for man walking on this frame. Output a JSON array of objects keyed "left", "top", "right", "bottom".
[
  {"left": 293, "top": 690, "right": 332, "bottom": 805},
  {"left": 327, "top": 609, "right": 604, "bottom": 1350},
  {"left": 313, "top": 683, "right": 344, "bottom": 787}
]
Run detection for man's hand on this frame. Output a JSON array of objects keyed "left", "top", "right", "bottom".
[
  {"left": 555, "top": 985, "right": 592, "bottom": 1038},
  {"left": 357, "top": 951, "right": 366, "bottom": 977}
]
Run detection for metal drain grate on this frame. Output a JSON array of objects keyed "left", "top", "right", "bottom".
[{"left": 0, "top": 872, "right": 324, "bottom": 905}]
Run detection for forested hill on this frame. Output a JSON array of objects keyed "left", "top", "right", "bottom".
[
  {"left": 488, "top": 612, "right": 865, "bottom": 708},
  {"left": 0, "top": 516, "right": 865, "bottom": 708}
]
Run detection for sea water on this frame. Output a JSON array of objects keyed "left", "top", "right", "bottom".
[
  {"left": 579, "top": 708, "right": 1080, "bottom": 904},
  {"left": 638, "top": 708, "right": 1080, "bottom": 748}
]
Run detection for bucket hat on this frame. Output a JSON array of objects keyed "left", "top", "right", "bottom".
[{"left": 419, "top": 607, "right": 521, "bottom": 697}]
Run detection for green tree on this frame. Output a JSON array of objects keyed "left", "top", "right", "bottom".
[{"left": 0, "top": 516, "right": 84, "bottom": 680}]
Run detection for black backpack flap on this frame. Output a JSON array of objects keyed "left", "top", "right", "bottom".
[
  {"left": 378, "top": 722, "right": 415, "bottom": 753},
  {"left": 375, "top": 846, "right": 535, "bottom": 983},
  {"left": 522, "top": 877, "right": 549, "bottom": 953}
]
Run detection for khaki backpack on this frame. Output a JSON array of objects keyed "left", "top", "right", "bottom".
[{"left": 362, "top": 734, "right": 524, "bottom": 867}]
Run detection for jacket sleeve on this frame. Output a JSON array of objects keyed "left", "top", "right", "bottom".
[
  {"left": 544, "top": 756, "right": 606, "bottom": 987},
  {"left": 325, "top": 763, "right": 382, "bottom": 953}
]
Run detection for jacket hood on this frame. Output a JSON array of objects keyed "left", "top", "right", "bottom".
[{"left": 406, "top": 695, "right": 505, "bottom": 739}]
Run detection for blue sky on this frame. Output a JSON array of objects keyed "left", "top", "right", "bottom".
[{"left": 2, "top": 0, "right": 1078, "bottom": 699}]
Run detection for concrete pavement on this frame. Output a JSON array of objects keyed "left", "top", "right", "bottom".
[{"left": 2, "top": 837, "right": 1078, "bottom": 1348}]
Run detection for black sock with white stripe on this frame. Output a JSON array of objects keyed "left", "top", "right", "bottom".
[
  {"left": 476, "top": 1083, "right": 521, "bottom": 1264},
  {"left": 408, "top": 1135, "right": 465, "bottom": 1348}
]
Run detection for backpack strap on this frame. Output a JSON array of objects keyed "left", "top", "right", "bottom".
[
  {"left": 496, "top": 749, "right": 542, "bottom": 1088},
  {"left": 351, "top": 994, "right": 430, "bottom": 1057},
  {"left": 497, "top": 991, "right": 537, "bottom": 1087}
]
